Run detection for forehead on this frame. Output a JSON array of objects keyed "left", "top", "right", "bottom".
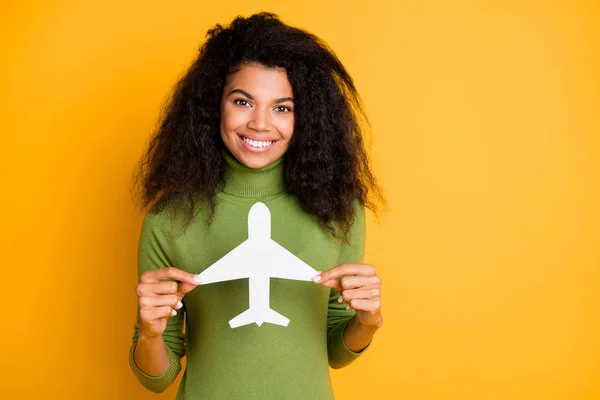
[{"left": 224, "top": 64, "right": 292, "bottom": 93}]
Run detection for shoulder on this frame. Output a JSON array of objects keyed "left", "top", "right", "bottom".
[
  {"left": 353, "top": 200, "right": 366, "bottom": 220},
  {"left": 143, "top": 195, "right": 215, "bottom": 240},
  {"left": 143, "top": 197, "right": 173, "bottom": 225},
  {"left": 347, "top": 200, "right": 366, "bottom": 231},
  {"left": 141, "top": 197, "right": 187, "bottom": 237}
]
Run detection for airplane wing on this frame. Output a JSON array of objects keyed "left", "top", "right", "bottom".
[
  {"left": 264, "top": 239, "right": 320, "bottom": 281},
  {"left": 198, "top": 240, "right": 254, "bottom": 284}
]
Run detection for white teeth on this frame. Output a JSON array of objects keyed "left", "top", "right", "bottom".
[{"left": 242, "top": 137, "right": 273, "bottom": 148}]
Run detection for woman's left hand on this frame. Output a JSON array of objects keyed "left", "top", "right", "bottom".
[{"left": 314, "top": 264, "right": 383, "bottom": 328}]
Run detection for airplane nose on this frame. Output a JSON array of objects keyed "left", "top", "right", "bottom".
[{"left": 248, "top": 202, "right": 271, "bottom": 239}]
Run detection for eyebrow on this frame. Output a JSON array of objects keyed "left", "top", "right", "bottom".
[{"left": 228, "top": 89, "right": 294, "bottom": 104}]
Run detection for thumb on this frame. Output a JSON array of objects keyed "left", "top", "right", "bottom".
[
  {"left": 177, "top": 280, "right": 199, "bottom": 298},
  {"left": 319, "top": 278, "right": 342, "bottom": 293}
]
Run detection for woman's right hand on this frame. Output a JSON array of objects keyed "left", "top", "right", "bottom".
[{"left": 135, "top": 267, "right": 201, "bottom": 339}]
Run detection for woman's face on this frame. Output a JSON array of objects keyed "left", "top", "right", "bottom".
[{"left": 219, "top": 63, "right": 295, "bottom": 169}]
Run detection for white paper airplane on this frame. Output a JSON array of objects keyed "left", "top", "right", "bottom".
[{"left": 198, "top": 202, "right": 320, "bottom": 328}]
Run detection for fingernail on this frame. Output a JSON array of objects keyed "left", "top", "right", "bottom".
[
  {"left": 312, "top": 275, "right": 321, "bottom": 282},
  {"left": 193, "top": 275, "right": 202, "bottom": 284},
  {"left": 346, "top": 305, "right": 350, "bottom": 310},
  {"left": 338, "top": 296, "right": 344, "bottom": 303},
  {"left": 176, "top": 301, "right": 183, "bottom": 309},
  {"left": 171, "top": 309, "right": 177, "bottom": 316}
]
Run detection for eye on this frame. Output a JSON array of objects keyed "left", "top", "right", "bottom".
[
  {"left": 233, "top": 99, "right": 251, "bottom": 107},
  {"left": 275, "top": 106, "right": 292, "bottom": 113}
]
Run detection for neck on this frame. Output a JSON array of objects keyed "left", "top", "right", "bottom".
[{"left": 220, "top": 148, "right": 287, "bottom": 199}]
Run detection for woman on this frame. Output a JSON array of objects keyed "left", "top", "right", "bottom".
[{"left": 129, "top": 12, "right": 384, "bottom": 399}]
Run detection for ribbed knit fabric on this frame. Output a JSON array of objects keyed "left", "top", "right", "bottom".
[{"left": 128, "top": 149, "right": 371, "bottom": 399}]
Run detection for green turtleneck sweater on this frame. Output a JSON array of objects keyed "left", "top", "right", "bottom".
[{"left": 128, "top": 150, "right": 369, "bottom": 399}]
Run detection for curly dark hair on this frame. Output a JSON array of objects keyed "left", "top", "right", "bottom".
[{"left": 131, "top": 11, "right": 384, "bottom": 240}]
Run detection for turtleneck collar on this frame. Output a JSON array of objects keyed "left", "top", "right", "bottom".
[{"left": 219, "top": 148, "right": 288, "bottom": 199}]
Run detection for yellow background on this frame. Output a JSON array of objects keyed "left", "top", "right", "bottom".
[{"left": 1, "top": 0, "right": 599, "bottom": 399}]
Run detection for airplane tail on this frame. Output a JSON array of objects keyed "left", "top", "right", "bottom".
[{"left": 229, "top": 308, "right": 290, "bottom": 328}]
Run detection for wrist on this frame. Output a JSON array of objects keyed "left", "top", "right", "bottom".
[
  {"left": 138, "top": 328, "right": 163, "bottom": 343},
  {"left": 357, "top": 312, "right": 384, "bottom": 329},
  {"left": 343, "top": 313, "right": 381, "bottom": 353}
]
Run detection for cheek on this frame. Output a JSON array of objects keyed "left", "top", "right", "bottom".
[
  {"left": 279, "top": 117, "right": 295, "bottom": 140},
  {"left": 221, "top": 107, "right": 247, "bottom": 133}
]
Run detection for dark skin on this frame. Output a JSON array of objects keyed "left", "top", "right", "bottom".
[
  {"left": 314, "top": 263, "right": 383, "bottom": 352},
  {"left": 134, "top": 263, "right": 382, "bottom": 376},
  {"left": 134, "top": 268, "right": 199, "bottom": 376}
]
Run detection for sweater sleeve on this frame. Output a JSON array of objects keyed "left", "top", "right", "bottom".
[
  {"left": 326, "top": 203, "right": 372, "bottom": 369},
  {"left": 128, "top": 205, "right": 186, "bottom": 393}
]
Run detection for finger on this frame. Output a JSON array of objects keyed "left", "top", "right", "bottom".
[
  {"left": 140, "top": 266, "right": 201, "bottom": 286},
  {"left": 137, "top": 281, "right": 198, "bottom": 301},
  {"left": 320, "top": 275, "right": 380, "bottom": 292},
  {"left": 313, "top": 263, "right": 376, "bottom": 283},
  {"left": 139, "top": 295, "right": 183, "bottom": 310},
  {"left": 319, "top": 278, "right": 342, "bottom": 293},
  {"left": 140, "top": 305, "right": 178, "bottom": 323},
  {"left": 339, "top": 275, "right": 381, "bottom": 290},
  {"left": 347, "top": 298, "right": 382, "bottom": 314},
  {"left": 339, "top": 287, "right": 381, "bottom": 303},
  {"left": 137, "top": 281, "right": 180, "bottom": 296},
  {"left": 177, "top": 282, "right": 199, "bottom": 297}
]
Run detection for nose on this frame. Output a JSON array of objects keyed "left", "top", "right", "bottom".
[{"left": 247, "top": 107, "right": 272, "bottom": 131}]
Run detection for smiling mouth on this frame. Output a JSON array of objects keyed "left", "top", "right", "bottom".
[{"left": 239, "top": 135, "right": 276, "bottom": 149}]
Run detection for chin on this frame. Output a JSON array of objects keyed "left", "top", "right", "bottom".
[{"left": 239, "top": 154, "right": 276, "bottom": 169}]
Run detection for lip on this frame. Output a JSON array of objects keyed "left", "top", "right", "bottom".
[
  {"left": 238, "top": 134, "right": 277, "bottom": 153},
  {"left": 238, "top": 134, "right": 277, "bottom": 141}
]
